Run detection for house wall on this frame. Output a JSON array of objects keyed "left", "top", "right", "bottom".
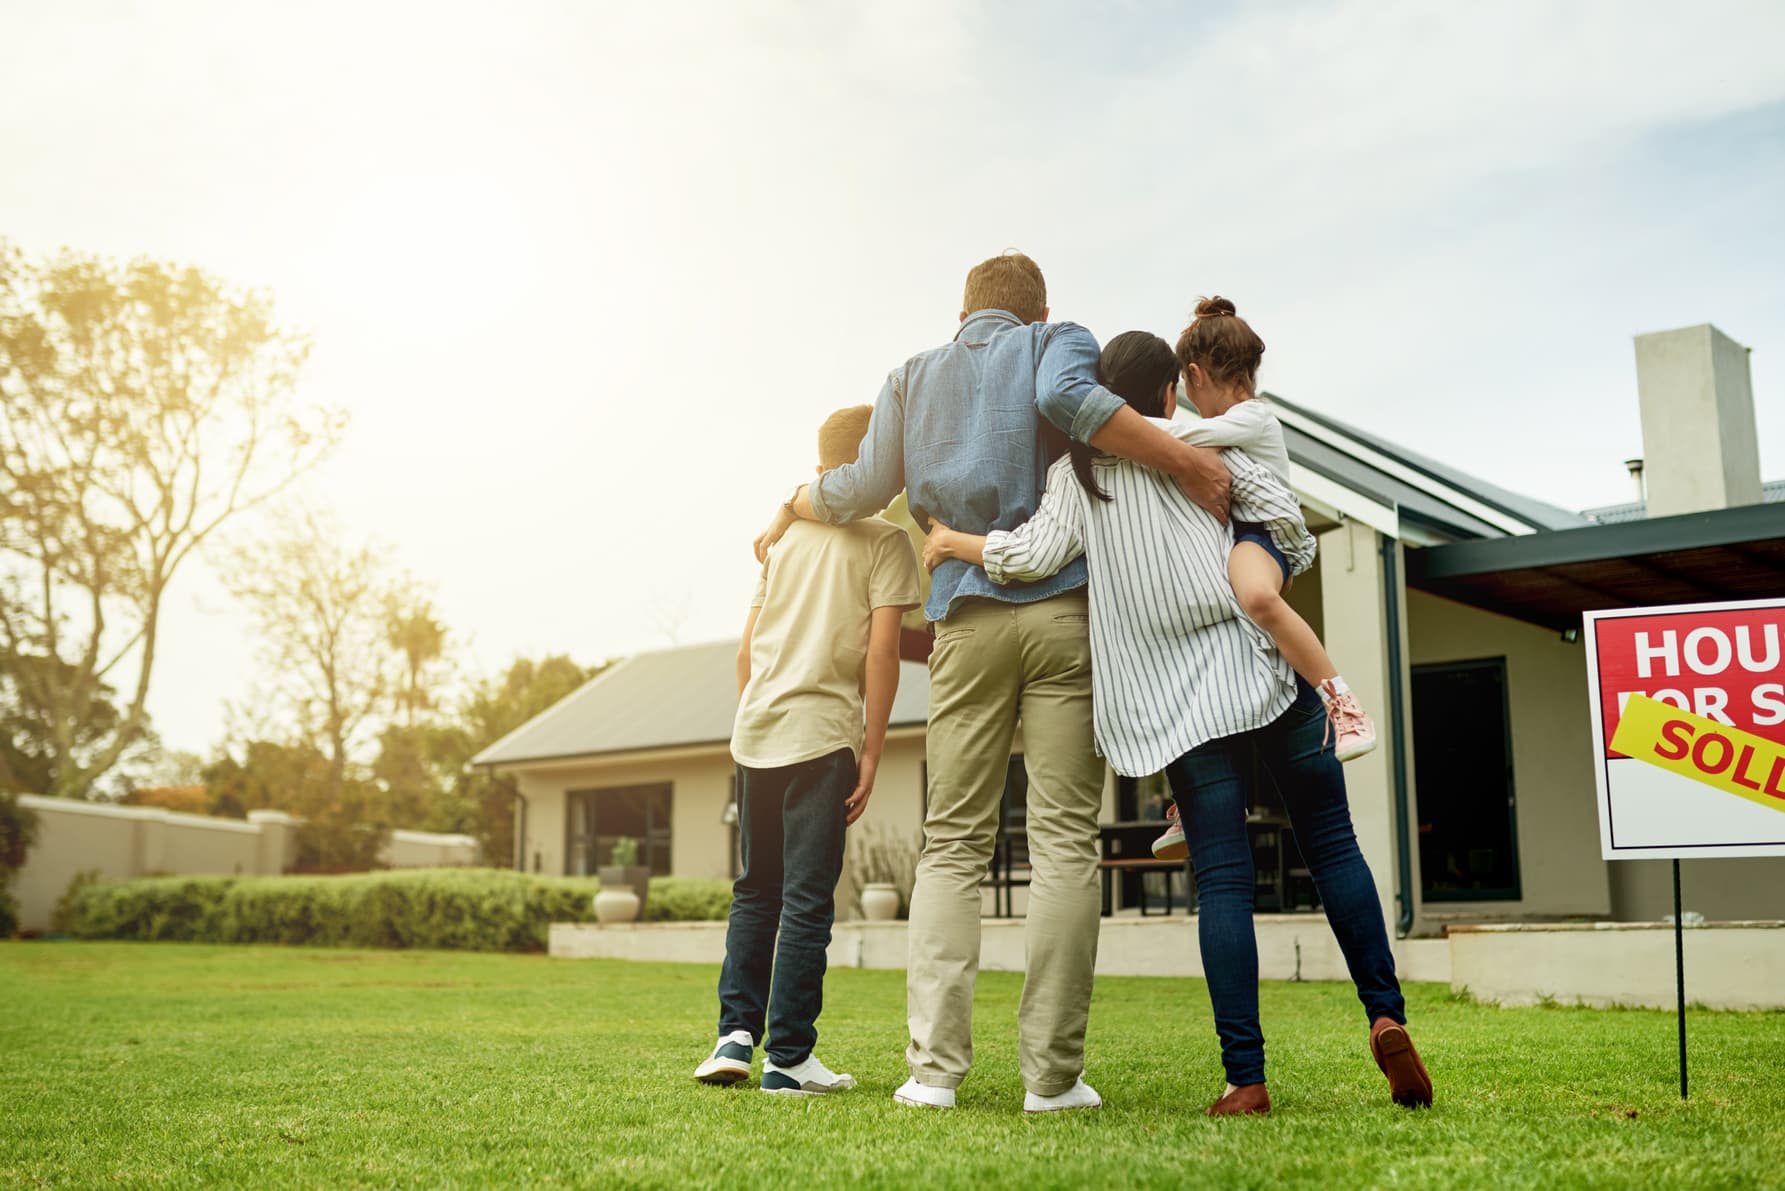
[
  {"left": 1405, "top": 590, "right": 1612, "bottom": 924},
  {"left": 1608, "top": 857, "right": 1785, "bottom": 924},
  {"left": 511, "top": 736, "right": 931, "bottom": 910}
]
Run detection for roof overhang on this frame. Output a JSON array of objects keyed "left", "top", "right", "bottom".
[
  {"left": 1404, "top": 503, "right": 1785, "bottom": 632},
  {"left": 479, "top": 723, "right": 931, "bottom": 776}
]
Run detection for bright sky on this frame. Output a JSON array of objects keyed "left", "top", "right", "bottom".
[{"left": 3, "top": 1, "right": 1783, "bottom": 759}]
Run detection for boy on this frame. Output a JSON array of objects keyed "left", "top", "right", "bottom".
[{"left": 693, "top": 404, "right": 920, "bottom": 1095}]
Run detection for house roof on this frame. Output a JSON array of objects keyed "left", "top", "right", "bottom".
[
  {"left": 1581, "top": 479, "right": 1785, "bottom": 525},
  {"left": 471, "top": 639, "right": 932, "bottom": 769},
  {"left": 1405, "top": 501, "right": 1785, "bottom": 631},
  {"left": 1264, "top": 393, "right": 1589, "bottom": 540}
]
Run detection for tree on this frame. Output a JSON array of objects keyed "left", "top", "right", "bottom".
[
  {"left": 0, "top": 241, "right": 341, "bottom": 800},
  {"left": 0, "top": 788, "right": 39, "bottom": 934},
  {"left": 201, "top": 739, "right": 328, "bottom": 820},
  {"left": 430, "top": 655, "right": 600, "bottom": 865},
  {"left": 385, "top": 594, "right": 448, "bottom": 728},
  {"left": 370, "top": 593, "right": 453, "bottom": 829},
  {"left": 225, "top": 509, "right": 394, "bottom": 801},
  {"left": 200, "top": 739, "right": 383, "bottom": 870},
  {"left": 223, "top": 510, "right": 421, "bottom": 866},
  {"left": 370, "top": 722, "right": 438, "bottom": 830},
  {"left": 0, "top": 651, "right": 139, "bottom": 795}
]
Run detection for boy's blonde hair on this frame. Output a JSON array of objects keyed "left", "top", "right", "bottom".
[
  {"left": 819, "top": 405, "right": 874, "bottom": 471},
  {"left": 962, "top": 251, "right": 1046, "bottom": 324}
]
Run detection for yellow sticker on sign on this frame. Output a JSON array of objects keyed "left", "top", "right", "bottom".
[{"left": 1610, "top": 694, "right": 1785, "bottom": 814}]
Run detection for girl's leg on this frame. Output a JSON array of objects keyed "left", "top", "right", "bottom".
[
  {"left": 1258, "top": 683, "right": 1404, "bottom": 1026},
  {"left": 1229, "top": 543, "right": 1337, "bottom": 687},
  {"left": 1164, "top": 737, "right": 1265, "bottom": 1089}
]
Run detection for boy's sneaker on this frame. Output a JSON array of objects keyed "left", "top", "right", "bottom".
[
  {"left": 1318, "top": 679, "right": 1377, "bottom": 762},
  {"left": 893, "top": 1078, "right": 956, "bottom": 1109},
  {"left": 1151, "top": 803, "right": 1187, "bottom": 861},
  {"left": 761, "top": 1053, "right": 856, "bottom": 1096},
  {"left": 1024, "top": 1077, "right": 1102, "bottom": 1114},
  {"left": 693, "top": 1030, "right": 755, "bottom": 1085}
]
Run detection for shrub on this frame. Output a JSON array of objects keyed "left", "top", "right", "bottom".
[
  {"left": 644, "top": 878, "right": 732, "bottom": 923},
  {"left": 53, "top": 868, "right": 731, "bottom": 952},
  {"left": 0, "top": 790, "right": 39, "bottom": 881}
]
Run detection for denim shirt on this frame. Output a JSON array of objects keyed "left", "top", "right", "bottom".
[{"left": 808, "top": 310, "right": 1125, "bottom": 622}]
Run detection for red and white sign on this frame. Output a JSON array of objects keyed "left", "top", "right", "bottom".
[{"left": 1585, "top": 597, "right": 1785, "bottom": 860}]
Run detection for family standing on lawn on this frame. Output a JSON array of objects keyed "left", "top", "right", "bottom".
[{"left": 696, "top": 252, "right": 1433, "bottom": 1117}]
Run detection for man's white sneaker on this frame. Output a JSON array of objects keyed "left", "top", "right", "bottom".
[
  {"left": 893, "top": 1077, "right": 956, "bottom": 1108},
  {"left": 761, "top": 1053, "right": 856, "bottom": 1096},
  {"left": 694, "top": 1029, "right": 755, "bottom": 1085},
  {"left": 1024, "top": 1077, "right": 1102, "bottom": 1114}
]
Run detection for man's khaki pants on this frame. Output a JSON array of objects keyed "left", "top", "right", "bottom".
[{"left": 906, "top": 590, "right": 1104, "bottom": 1097}]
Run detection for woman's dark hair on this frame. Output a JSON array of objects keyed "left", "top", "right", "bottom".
[
  {"left": 1174, "top": 296, "right": 1265, "bottom": 391},
  {"left": 1070, "top": 330, "right": 1179, "bottom": 502}
]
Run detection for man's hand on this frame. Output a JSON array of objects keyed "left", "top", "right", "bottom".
[
  {"left": 922, "top": 520, "right": 956, "bottom": 573},
  {"left": 844, "top": 755, "right": 878, "bottom": 825},
  {"left": 753, "top": 504, "right": 796, "bottom": 564},
  {"left": 1172, "top": 442, "right": 1231, "bottom": 524}
]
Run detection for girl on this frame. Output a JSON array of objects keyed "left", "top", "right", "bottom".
[
  {"left": 923, "top": 310, "right": 1430, "bottom": 1116},
  {"left": 1174, "top": 297, "right": 1374, "bottom": 777}
]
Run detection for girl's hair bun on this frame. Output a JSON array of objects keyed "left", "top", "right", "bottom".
[{"left": 1194, "top": 295, "right": 1237, "bottom": 319}]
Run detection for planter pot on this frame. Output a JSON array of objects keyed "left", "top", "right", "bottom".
[
  {"left": 597, "top": 865, "right": 652, "bottom": 921},
  {"left": 861, "top": 883, "right": 901, "bottom": 922},
  {"left": 593, "top": 888, "right": 640, "bottom": 925}
]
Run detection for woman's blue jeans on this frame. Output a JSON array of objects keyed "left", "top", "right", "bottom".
[{"left": 1164, "top": 679, "right": 1405, "bottom": 1087}]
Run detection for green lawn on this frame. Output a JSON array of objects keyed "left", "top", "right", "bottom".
[{"left": 2, "top": 944, "right": 1782, "bottom": 1189}]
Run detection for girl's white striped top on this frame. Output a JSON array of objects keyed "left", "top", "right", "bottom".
[{"left": 982, "top": 417, "right": 1317, "bottom": 777}]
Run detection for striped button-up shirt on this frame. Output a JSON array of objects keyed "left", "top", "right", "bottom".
[{"left": 981, "top": 418, "right": 1317, "bottom": 777}]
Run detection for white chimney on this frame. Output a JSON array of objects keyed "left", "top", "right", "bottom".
[{"left": 1633, "top": 323, "right": 1761, "bottom": 518}]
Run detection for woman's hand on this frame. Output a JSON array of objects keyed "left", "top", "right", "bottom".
[{"left": 922, "top": 520, "right": 958, "bottom": 573}]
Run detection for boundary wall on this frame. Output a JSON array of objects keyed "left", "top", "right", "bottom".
[{"left": 8, "top": 795, "right": 478, "bottom": 932}]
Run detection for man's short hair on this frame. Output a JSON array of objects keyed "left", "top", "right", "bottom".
[
  {"left": 962, "top": 251, "right": 1046, "bottom": 324},
  {"left": 819, "top": 405, "right": 874, "bottom": 471}
]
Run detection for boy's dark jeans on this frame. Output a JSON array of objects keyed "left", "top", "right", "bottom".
[
  {"left": 1164, "top": 679, "right": 1405, "bottom": 1087},
  {"left": 718, "top": 747, "right": 853, "bottom": 1067}
]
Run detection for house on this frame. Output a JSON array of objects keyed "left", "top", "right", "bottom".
[
  {"left": 477, "top": 322, "right": 1785, "bottom": 933},
  {"left": 473, "top": 641, "right": 941, "bottom": 898}
]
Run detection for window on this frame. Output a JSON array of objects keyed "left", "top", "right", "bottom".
[
  {"left": 1412, "top": 658, "right": 1521, "bottom": 902},
  {"left": 565, "top": 784, "right": 672, "bottom": 876}
]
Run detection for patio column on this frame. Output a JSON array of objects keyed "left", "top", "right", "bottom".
[{"left": 1315, "top": 519, "right": 1418, "bottom": 935}]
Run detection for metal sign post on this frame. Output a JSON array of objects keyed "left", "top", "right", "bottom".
[{"left": 1672, "top": 859, "right": 1687, "bottom": 1100}]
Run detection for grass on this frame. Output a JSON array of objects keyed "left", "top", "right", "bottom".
[{"left": 2, "top": 944, "right": 1783, "bottom": 1189}]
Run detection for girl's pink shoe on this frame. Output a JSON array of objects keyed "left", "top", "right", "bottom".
[
  {"left": 1319, "top": 679, "right": 1377, "bottom": 762},
  {"left": 1152, "top": 802, "right": 1188, "bottom": 860}
]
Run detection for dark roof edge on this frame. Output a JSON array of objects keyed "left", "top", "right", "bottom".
[{"left": 1407, "top": 501, "right": 1785, "bottom": 582}]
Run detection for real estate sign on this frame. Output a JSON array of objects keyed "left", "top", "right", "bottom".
[{"left": 1585, "top": 597, "right": 1785, "bottom": 860}]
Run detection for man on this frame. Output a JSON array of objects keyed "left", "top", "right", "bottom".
[{"left": 754, "top": 252, "right": 1227, "bottom": 1112}]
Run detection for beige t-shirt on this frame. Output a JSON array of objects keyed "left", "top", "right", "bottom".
[{"left": 730, "top": 517, "right": 921, "bottom": 769}]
